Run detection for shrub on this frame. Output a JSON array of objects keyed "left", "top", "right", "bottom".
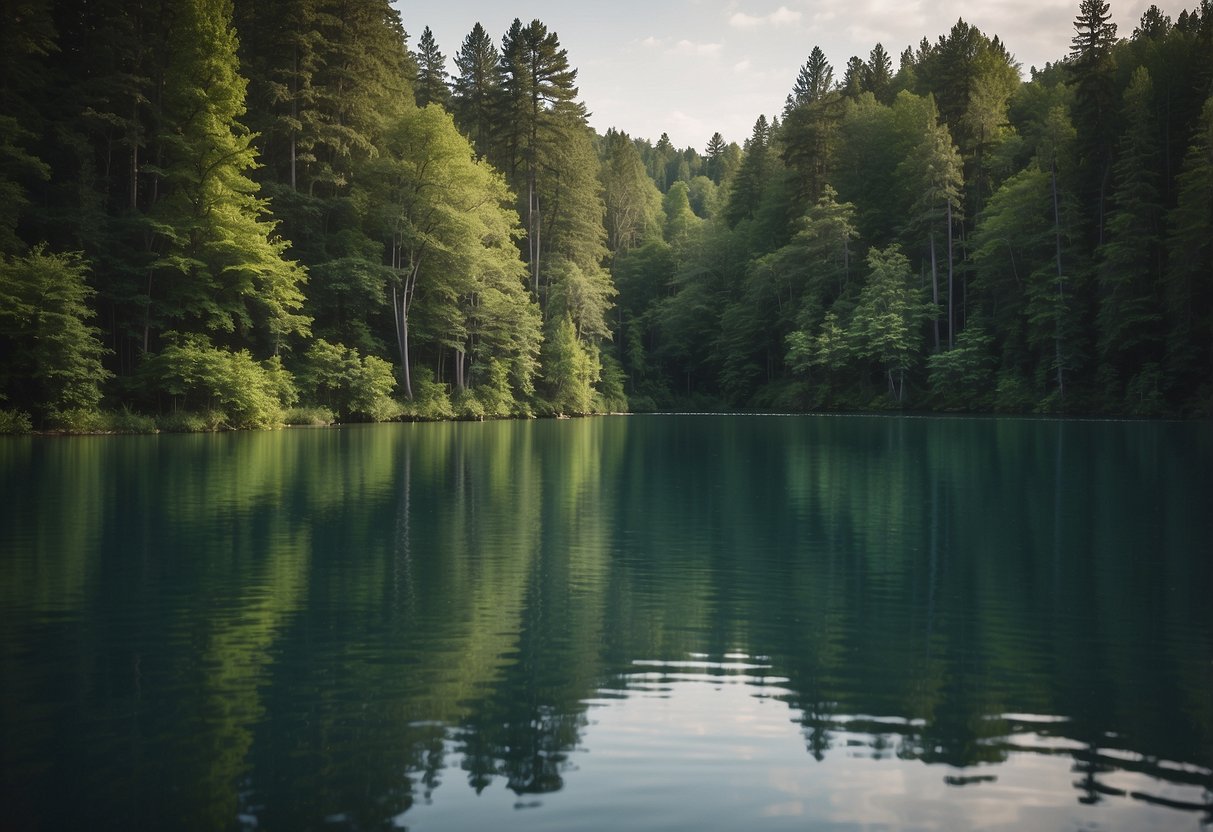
[
  {"left": 402, "top": 367, "right": 453, "bottom": 420},
  {"left": 139, "top": 333, "right": 286, "bottom": 429},
  {"left": 0, "top": 408, "right": 32, "bottom": 434},
  {"left": 283, "top": 406, "right": 336, "bottom": 426},
  {"left": 106, "top": 407, "right": 158, "bottom": 434},
  {"left": 296, "top": 339, "right": 400, "bottom": 421},
  {"left": 158, "top": 410, "right": 225, "bottom": 433}
]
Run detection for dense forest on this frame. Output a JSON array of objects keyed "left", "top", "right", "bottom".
[{"left": 1, "top": 0, "right": 1211, "bottom": 431}]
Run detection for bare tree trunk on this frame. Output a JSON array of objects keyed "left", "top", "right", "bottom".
[
  {"left": 1051, "top": 158, "right": 1066, "bottom": 400},
  {"left": 392, "top": 245, "right": 419, "bottom": 400},
  {"left": 929, "top": 231, "right": 940, "bottom": 352},
  {"left": 947, "top": 199, "right": 955, "bottom": 350}
]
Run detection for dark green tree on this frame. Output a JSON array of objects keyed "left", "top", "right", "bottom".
[
  {"left": 1068, "top": 0, "right": 1119, "bottom": 244},
  {"left": 1095, "top": 67, "right": 1164, "bottom": 389},
  {"left": 414, "top": 26, "right": 451, "bottom": 109},
  {"left": 451, "top": 22, "right": 501, "bottom": 158},
  {"left": 1163, "top": 94, "right": 1213, "bottom": 402}
]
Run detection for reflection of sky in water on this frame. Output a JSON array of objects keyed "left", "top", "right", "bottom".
[{"left": 401, "top": 655, "right": 1210, "bottom": 832}]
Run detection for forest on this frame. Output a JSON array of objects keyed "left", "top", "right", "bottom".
[{"left": 1, "top": 0, "right": 1211, "bottom": 431}]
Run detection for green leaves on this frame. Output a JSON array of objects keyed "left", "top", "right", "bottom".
[{"left": 0, "top": 248, "right": 110, "bottom": 420}]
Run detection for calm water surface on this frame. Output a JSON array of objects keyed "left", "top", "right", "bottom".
[{"left": 1, "top": 415, "right": 1211, "bottom": 831}]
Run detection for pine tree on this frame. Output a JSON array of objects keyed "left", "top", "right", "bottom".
[
  {"left": 867, "top": 44, "right": 894, "bottom": 103},
  {"left": 1068, "top": 0, "right": 1119, "bottom": 244},
  {"left": 498, "top": 18, "right": 583, "bottom": 296},
  {"left": 842, "top": 56, "right": 868, "bottom": 99},
  {"left": 1163, "top": 94, "right": 1213, "bottom": 400},
  {"left": 451, "top": 22, "right": 501, "bottom": 158},
  {"left": 705, "top": 132, "right": 727, "bottom": 183},
  {"left": 414, "top": 26, "right": 451, "bottom": 109},
  {"left": 148, "top": 0, "right": 310, "bottom": 355},
  {"left": 725, "top": 116, "right": 771, "bottom": 226},
  {"left": 790, "top": 47, "right": 834, "bottom": 106},
  {"left": 601, "top": 129, "right": 663, "bottom": 254},
  {"left": 1096, "top": 67, "right": 1163, "bottom": 382}
]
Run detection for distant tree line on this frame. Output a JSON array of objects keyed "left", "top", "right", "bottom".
[{"left": 1, "top": 0, "right": 1210, "bottom": 431}]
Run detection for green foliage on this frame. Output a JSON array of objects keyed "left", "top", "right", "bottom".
[
  {"left": 849, "top": 244, "right": 934, "bottom": 401},
  {"left": 149, "top": 0, "right": 311, "bottom": 353},
  {"left": 0, "top": 408, "right": 34, "bottom": 434},
  {"left": 413, "top": 27, "right": 451, "bottom": 108},
  {"left": 0, "top": 248, "right": 110, "bottom": 421},
  {"left": 158, "top": 410, "right": 226, "bottom": 433},
  {"left": 296, "top": 339, "right": 399, "bottom": 422},
  {"left": 542, "top": 315, "right": 597, "bottom": 415},
  {"left": 4, "top": 4, "right": 1211, "bottom": 422},
  {"left": 402, "top": 367, "right": 454, "bottom": 420},
  {"left": 105, "top": 407, "right": 160, "bottom": 434},
  {"left": 927, "top": 325, "right": 997, "bottom": 410},
  {"left": 283, "top": 405, "right": 336, "bottom": 426},
  {"left": 139, "top": 333, "right": 288, "bottom": 429}
]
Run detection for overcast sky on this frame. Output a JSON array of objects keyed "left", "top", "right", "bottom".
[{"left": 394, "top": 0, "right": 1193, "bottom": 150}]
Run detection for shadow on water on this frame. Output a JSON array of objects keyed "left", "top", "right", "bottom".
[{"left": 1, "top": 415, "right": 1211, "bottom": 830}]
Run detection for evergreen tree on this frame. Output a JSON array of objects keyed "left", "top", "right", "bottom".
[
  {"left": 497, "top": 18, "right": 583, "bottom": 296},
  {"left": 725, "top": 116, "right": 771, "bottom": 226},
  {"left": 451, "top": 22, "right": 501, "bottom": 158},
  {"left": 148, "top": 0, "right": 310, "bottom": 356},
  {"left": 414, "top": 26, "right": 451, "bottom": 109},
  {"left": 705, "top": 132, "right": 727, "bottom": 183},
  {"left": 867, "top": 44, "right": 895, "bottom": 103},
  {"left": 1068, "top": 0, "right": 1119, "bottom": 244},
  {"left": 790, "top": 47, "right": 835, "bottom": 106},
  {"left": 1163, "top": 94, "right": 1213, "bottom": 401},
  {"left": 842, "top": 56, "right": 868, "bottom": 99},
  {"left": 848, "top": 244, "right": 932, "bottom": 400},
  {"left": 1095, "top": 67, "right": 1163, "bottom": 386}
]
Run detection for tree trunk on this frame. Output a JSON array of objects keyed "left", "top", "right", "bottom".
[
  {"left": 929, "top": 231, "right": 940, "bottom": 352},
  {"left": 1051, "top": 158, "right": 1066, "bottom": 400},
  {"left": 947, "top": 199, "right": 955, "bottom": 350}
]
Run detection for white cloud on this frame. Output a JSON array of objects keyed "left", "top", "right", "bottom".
[
  {"left": 734, "top": 58, "right": 752, "bottom": 72},
  {"left": 640, "top": 35, "right": 665, "bottom": 48},
  {"left": 672, "top": 39, "right": 723, "bottom": 56},
  {"left": 729, "top": 5, "right": 802, "bottom": 28}
]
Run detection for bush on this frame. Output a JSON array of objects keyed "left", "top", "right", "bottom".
[
  {"left": 994, "top": 371, "right": 1036, "bottom": 413},
  {"left": 283, "top": 405, "right": 336, "bottom": 426},
  {"left": 139, "top": 333, "right": 287, "bottom": 429},
  {"left": 0, "top": 408, "right": 32, "bottom": 434},
  {"left": 296, "top": 339, "right": 400, "bottom": 421},
  {"left": 472, "top": 359, "right": 516, "bottom": 417},
  {"left": 402, "top": 367, "right": 453, "bottom": 420},
  {"left": 927, "top": 326, "right": 996, "bottom": 411},
  {"left": 47, "top": 407, "right": 107, "bottom": 432},
  {"left": 595, "top": 351, "right": 629, "bottom": 413},
  {"left": 453, "top": 389, "right": 487, "bottom": 420},
  {"left": 0, "top": 248, "right": 111, "bottom": 420},
  {"left": 106, "top": 407, "right": 158, "bottom": 434},
  {"left": 158, "top": 410, "right": 225, "bottom": 433}
]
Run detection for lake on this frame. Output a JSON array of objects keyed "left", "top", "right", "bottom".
[{"left": 1, "top": 414, "right": 1211, "bottom": 831}]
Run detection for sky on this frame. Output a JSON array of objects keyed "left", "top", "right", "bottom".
[{"left": 394, "top": 0, "right": 1194, "bottom": 150}]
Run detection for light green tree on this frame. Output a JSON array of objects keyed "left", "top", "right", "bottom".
[
  {"left": 848, "top": 244, "right": 933, "bottom": 401},
  {"left": 0, "top": 248, "right": 111, "bottom": 422},
  {"left": 148, "top": 0, "right": 310, "bottom": 356}
]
